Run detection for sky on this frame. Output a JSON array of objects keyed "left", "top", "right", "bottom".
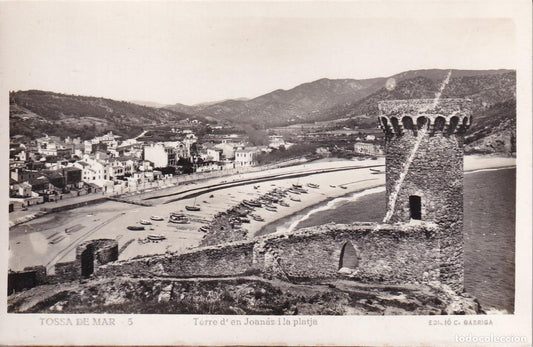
[{"left": 0, "top": 2, "right": 516, "bottom": 105}]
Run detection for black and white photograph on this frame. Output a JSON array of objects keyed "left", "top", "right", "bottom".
[{"left": 1, "top": 1, "right": 531, "bottom": 346}]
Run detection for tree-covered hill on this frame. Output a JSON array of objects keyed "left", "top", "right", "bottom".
[{"left": 9, "top": 90, "right": 199, "bottom": 140}]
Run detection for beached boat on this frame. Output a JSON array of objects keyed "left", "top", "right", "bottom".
[
  {"left": 49, "top": 235, "right": 65, "bottom": 244},
  {"left": 147, "top": 234, "right": 166, "bottom": 241},
  {"left": 279, "top": 201, "right": 289, "bottom": 207},
  {"left": 251, "top": 214, "right": 264, "bottom": 222},
  {"left": 243, "top": 199, "right": 262, "bottom": 207},
  {"left": 150, "top": 215, "right": 164, "bottom": 221},
  {"left": 339, "top": 185, "right": 348, "bottom": 189},
  {"left": 307, "top": 183, "right": 320, "bottom": 189},
  {"left": 239, "top": 217, "right": 251, "bottom": 223},
  {"left": 199, "top": 226, "right": 209, "bottom": 233},
  {"left": 265, "top": 206, "right": 277, "bottom": 212},
  {"left": 290, "top": 196, "right": 301, "bottom": 202},
  {"left": 233, "top": 207, "right": 249, "bottom": 217},
  {"left": 127, "top": 225, "right": 145, "bottom": 231},
  {"left": 169, "top": 213, "right": 189, "bottom": 224},
  {"left": 140, "top": 219, "right": 152, "bottom": 225},
  {"left": 329, "top": 185, "right": 336, "bottom": 188},
  {"left": 186, "top": 197, "right": 201, "bottom": 211},
  {"left": 292, "top": 183, "right": 302, "bottom": 189}
]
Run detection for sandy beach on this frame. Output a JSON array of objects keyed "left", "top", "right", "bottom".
[{"left": 8, "top": 155, "right": 515, "bottom": 273}]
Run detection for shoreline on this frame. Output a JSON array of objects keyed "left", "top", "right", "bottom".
[
  {"left": 254, "top": 185, "right": 385, "bottom": 237},
  {"left": 8, "top": 155, "right": 515, "bottom": 272},
  {"left": 255, "top": 165, "right": 517, "bottom": 239}
]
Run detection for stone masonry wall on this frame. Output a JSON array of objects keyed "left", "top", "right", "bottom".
[
  {"left": 385, "top": 131, "right": 464, "bottom": 292},
  {"left": 96, "top": 222, "right": 442, "bottom": 286},
  {"left": 256, "top": 223, "right": 441, "bottom": 283},
  {"left": 385, "top": 132, "right": 464, "bottom": 226},
  {"left": 7, "top": 266, "right": 47, "bottom": 294},
  {"left": 51, "top": 239, "right": 119, "bottom": 282},
  {"left": 76, "top": 239, "right": 118, "bottom": 268},
  {"left": 52, "top": 261, "right": 79, "bottom": 283},
  {"left": 96, "top": 242, "right": 257, "bottom": 278}
]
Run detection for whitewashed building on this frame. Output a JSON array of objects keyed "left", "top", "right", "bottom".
[
  {"left": 353, "top": 142, "right": 383, "bottom": 155},
  {"left": 234, "top": 148, "right": 260, "bottom": 167}
]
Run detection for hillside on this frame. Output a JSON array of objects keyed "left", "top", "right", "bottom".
[
  {"left": 465, "top": 100, "right": 516, "bottom": 154},
  {"left": 9, "top": 69, "right": 516, "bottom": 152},
  {"left": 321, "top": 71, "right": 516, "bottom": 154},
  {"left": 310, "top": 71, "right": 516, "bottom": 121},
  {"left": 165, "top": 69, "right": 514, "bottom": 128},
  {"left": 166, "top": 78, "right": 387, "bottom": 126},
  {"left": 9, "top": 90, "right": 198, "bottom": 140}
]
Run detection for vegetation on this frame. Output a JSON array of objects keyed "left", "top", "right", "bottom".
[
  {"left": 9, "top": 90, "right": 200, "bottom": 140},
  {"left": 10, "top": 276, "right": 481, "bottom": 315},
  {"left": 9, "top": 70, "right": 516, "bottom": 155},
  {"left": 319, "top": 72, "right": 516, "bottom": 122},
  {"left": 256, "top": 144, "right": 319, "bottom": 165},
  {"left": 242, "top": 125, "right": 269, "bottom": 146}
]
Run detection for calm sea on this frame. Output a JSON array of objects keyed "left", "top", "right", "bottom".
[{"left": 263, "top": 168, "right": 516, "bottom": 312}]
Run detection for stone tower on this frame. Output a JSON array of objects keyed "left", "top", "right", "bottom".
[{"left": 378, "top": 98, "right": 472, "bottom": 291}]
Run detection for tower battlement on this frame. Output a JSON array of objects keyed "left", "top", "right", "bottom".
[{"left": 378, "top": 99, "right": 472, "bottom": 136}]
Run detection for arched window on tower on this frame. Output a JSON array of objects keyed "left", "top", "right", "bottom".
[{"left": 409, "top": 195, "right": 422, "bottom": 220}]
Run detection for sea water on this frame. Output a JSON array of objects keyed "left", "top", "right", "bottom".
[{"left": 265, "top": 168, "right": 516, "bottom": 312}]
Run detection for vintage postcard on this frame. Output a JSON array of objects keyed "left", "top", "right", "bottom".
[{"left": 0, "top": 1, "right": 531, "bottom": 346}]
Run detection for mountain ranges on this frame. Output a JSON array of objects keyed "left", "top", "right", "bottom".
[{"left": 10, "top": 69, "right": 516, "bottom": 154}]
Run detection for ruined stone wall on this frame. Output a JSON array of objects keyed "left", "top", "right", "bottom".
[
  {"left": 52, "top": 261, "right": 78, "bottom": 283},
  {"left": 7, "top": 266, "right": 47, "bottom": 294},
  {"left": 257, "top": 223, "right": 441, "bottom": 283},
  {"left": 96, "top": 223, "right": 442, "bottom": 286},
  {"left": 96, "top": 241, "right": 257, "bottom": 278},
  {"left": 50, "top": 239, "right": 119, "bottom": 282},
  {"left": 92, "top": 240, "right": 119, "bottom": 266},
  {"left": 76, "top": 239, "right": 118, "bottom": 266}
]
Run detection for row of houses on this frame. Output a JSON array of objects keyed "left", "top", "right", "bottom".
[{"left": 9, "top": 130, "right": 277, "bottom": 211}]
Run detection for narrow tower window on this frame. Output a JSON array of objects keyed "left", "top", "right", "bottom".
[{"left": 409, "top": 195, "right": 422, "bottom": 220}]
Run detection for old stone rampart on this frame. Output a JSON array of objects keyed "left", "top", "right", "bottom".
[
  {"left": 51, "top": 239, "right": 118, "bottom": 282},
  {"left": 96, "top": 222, "right": 442, "bottom": 285},
  {"left": 7, "top": 266, "right": 47, "bottom": 294}
]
